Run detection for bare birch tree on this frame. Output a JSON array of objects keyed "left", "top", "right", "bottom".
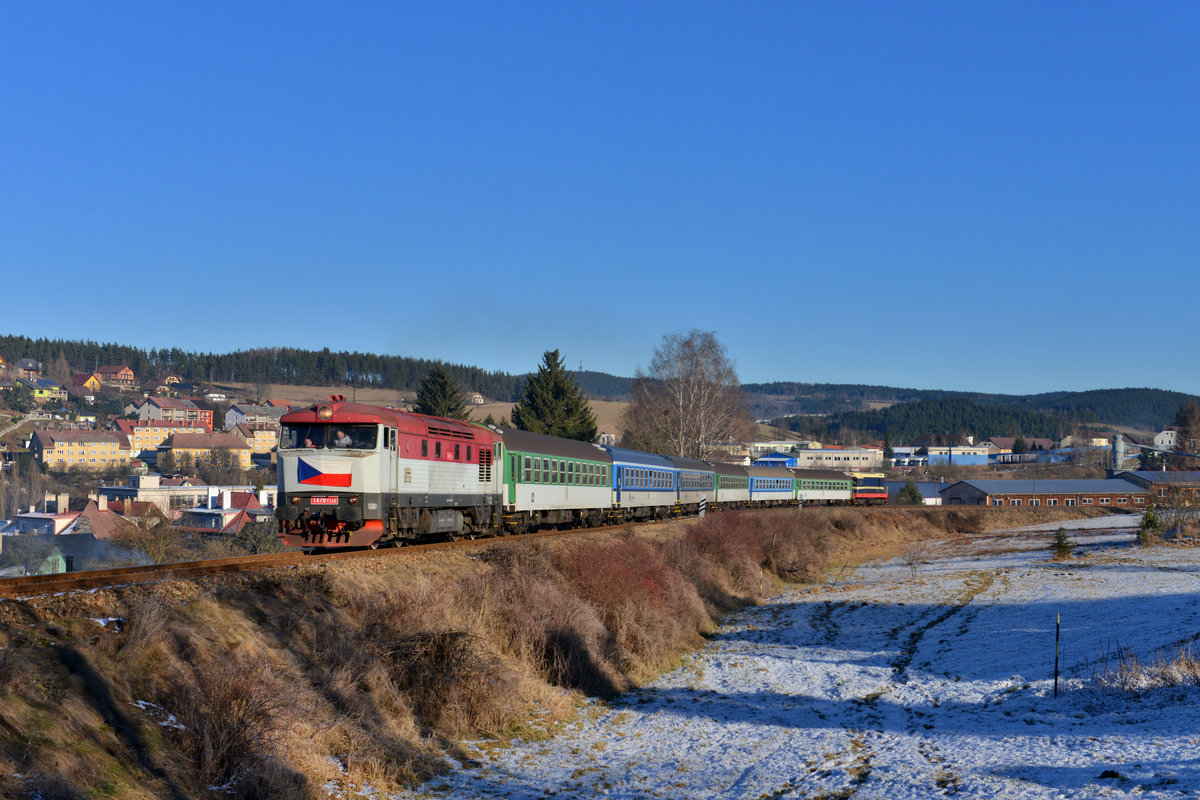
[{"left": 620, "top": 330, "right": 750, "bottom": 459}]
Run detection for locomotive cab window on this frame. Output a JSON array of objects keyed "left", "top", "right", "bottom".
[{"left": 282, "top": 424, "right": 378, "bottom": 450}]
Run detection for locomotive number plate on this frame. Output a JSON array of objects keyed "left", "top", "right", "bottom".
[{"left": 310, "top": 496, "right": 339, "bottom": 505}]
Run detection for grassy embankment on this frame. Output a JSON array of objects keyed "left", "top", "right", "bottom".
[{"left": 0, "top": 505, "right": 1112, "bottom": 799}]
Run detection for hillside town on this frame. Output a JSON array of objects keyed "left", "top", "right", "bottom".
[{"left": 2, "top": 354, "right": 1198, "bottom": 576}]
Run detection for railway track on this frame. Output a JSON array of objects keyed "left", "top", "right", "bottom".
[{"left": 0, "top": 524, "right": 624, "bottom": 600}]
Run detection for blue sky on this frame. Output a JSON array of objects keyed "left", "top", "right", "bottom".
[{"left": 3, "top": 2, "right": 1198, "bottom": 395}]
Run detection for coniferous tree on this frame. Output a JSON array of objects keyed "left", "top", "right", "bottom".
[
  {"left": 511, "top": 350, "right": 598, "bottom": 441},
  {"left": 898, "top": 481, "right": 925, "bottom": 505},
  {"left": 1172, "top": 399, "right": 1200, "bottom": 466},
  {"left": 414, "top": 365, "right": 468, "bottom": 419}
]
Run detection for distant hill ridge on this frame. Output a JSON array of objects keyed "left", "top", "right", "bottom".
[{"left": 1, "top": 334, "right": 1192, "bottom": 432}]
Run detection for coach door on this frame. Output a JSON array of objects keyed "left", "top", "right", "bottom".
[{"left": 382, "top": 427, "right": 397, "bottom": 498}]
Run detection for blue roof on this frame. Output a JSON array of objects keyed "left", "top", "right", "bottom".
[
  {"left": 601, "top": 446, "right": 676, "bottom": 469},
  {"left": 951, "top": 479, "right": 1144, "bottom": 495},
  {"left": 1121, "top": 471, "right": 1200, "bottom": 483}
]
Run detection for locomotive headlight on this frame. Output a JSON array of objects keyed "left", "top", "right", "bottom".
[
  {"left": 317, "top": 405, "right": 333, "bottom": 420},
  {"left": 291, "top": 496, "right": 302, "bottom": 505},
  {"left": 348, "top": 496, "right": 359, "bottom": 505}
]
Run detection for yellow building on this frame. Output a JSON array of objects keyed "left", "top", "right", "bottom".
[
  {"left": 115, "top": 420, "right": 208, "bottom": 456},
  {"left": 232, "top": 423, "right": 279, "bottom": 455},
  {"left": 30, "top": 430, "right": 132, "bottom": 471},
  {"left": 72, "top": 373, "right": 103, "bottom": 392},
  {"left": 158, "top": 432, "right": 253, "bottom": 470}
]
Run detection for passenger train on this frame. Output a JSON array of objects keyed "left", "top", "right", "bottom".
[{"left": 275, "top": 397, "right": 870, "bottom": 549}]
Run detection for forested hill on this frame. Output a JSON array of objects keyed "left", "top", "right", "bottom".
[
  {"left": 0, "top": 335, "right": 634, "bottom": 402},
  {"left": 752, "top": 386, "right": 1197, "bottom": 440},
  {"left": 772, "top": 398, "right": 1067, "bottom": 444}
]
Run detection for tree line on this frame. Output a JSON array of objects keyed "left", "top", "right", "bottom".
[
  {"left": 747, "top": 381, "right": 1197, "bottom": 432},
  {"left": 773, "top": 397, "right": 1070, "bottom": 445}
]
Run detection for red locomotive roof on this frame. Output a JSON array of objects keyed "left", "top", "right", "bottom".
[{"left": 281, "top": 400, "right": 501, "bottom": 445}]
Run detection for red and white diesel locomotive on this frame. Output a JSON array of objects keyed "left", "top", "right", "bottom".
[{"left": 275, "top": 397, "right": 503, "bottom": 548}]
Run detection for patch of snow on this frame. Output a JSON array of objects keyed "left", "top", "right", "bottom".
[
  {"left": 129, "top": 700, "right": 186, "bottom": 731},
  {"left": 385, "top": 516, "right": 1200, "bottom": 799}
]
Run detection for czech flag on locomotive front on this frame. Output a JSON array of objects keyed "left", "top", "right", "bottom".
[{"left": 297, "top": 458, "right": 352, "bottom": 488}]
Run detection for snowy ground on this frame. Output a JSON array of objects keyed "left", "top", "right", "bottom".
[{"left": 381, "top": 516, "right": 1200, "bottom": 799}]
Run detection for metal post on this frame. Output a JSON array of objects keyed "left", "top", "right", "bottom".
[{"left": 1054, "top": 612, "right": 1060, "bottom": 698}]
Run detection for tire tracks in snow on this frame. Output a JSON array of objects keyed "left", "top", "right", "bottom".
[{"left": 806, "top": 569, "right": 998, "bottom": 797}]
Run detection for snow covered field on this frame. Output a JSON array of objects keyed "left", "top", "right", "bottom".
[{"left": 385, "top": 516, "right": 1200, "bottom": 799}]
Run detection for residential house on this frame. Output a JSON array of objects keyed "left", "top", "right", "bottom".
[
  {"left": 18, "top": 378, "right": 67, "bottom": 405},
  {"left": 224, "top": 403, "right": 286, "bottom": 431},
  {"left": 1155, "top": 430, "right": 1177, "bottom": 451},
  {"left": 95, "top": 365, "right": 136, "bottom": 389},
  {"left": 265, "top": 398, "right": 302, "bottom": 409},
  {"left": 15, "top": 358, "right": 43, "bottom": 379},
  {"left": 177, "top": 490, "right": 274, "bottom": 533},
  {"left": 136, "top": 397, "right": 214, "bottom": 431},
  {"left": 72, "top": 373, "right": 102, "bottom": 392},
  {"left": 29, "top": 430, "right": 132, "bottom": 471},
  {"left": 159, "top": 432, "right": 253, "bottom": 470},
  {"left": 140, "top": 379, "right": 174, "bottom": 396},
  {"left": 114, "top": 419, "right": 209, "bottom": 457}
]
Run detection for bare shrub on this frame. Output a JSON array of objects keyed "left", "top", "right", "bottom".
[
  {"left": 345, "top": 582, "right": 525, "bottom": 736},
  {"left": 901, "top": 540, "right": 932, "bottom": 577},
  {"left": 475, "top": 542, "right": 623, "bottom": 695},
  {"left": 760, "top": 512, "right": 832, "bottom": 582},
  {"left": 119, "top": 594, "right": 169, "bottom": 660},
  {"left": 552, "top": 536, "right": 709, "bottom": 678},
  {"left": 673, "top": 513, "right": 767, "bottom": 607},
  {"left": 168, "top": 649, "right": 291, "bottom": 789},
  {"left": 0, "top": 637, "right": 25, "bottom": 696}
]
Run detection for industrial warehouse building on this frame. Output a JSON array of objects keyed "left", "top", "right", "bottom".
[{"left": 939, "top": 479, "right": 1151, "bottom": 508}]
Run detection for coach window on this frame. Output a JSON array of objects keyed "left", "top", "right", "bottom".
[
  {"left": 467, "top": 446, "right": 472, "bottom": 461},
  {"left": 421, "top": 440, "right": 428, "bottom": 457},
  {"left": 435, "top": 442, "right": 442, "bottom": 458},
  {"left": 454, "top": 444, "right": 460, "bottom": 460},
  {"left": 523, "top": 456, "right": 532, "bottom": 482}
]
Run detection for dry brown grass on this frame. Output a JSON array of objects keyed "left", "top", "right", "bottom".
[
  {"left": 0, "top": 505, "right": 1003, "bottom": 798},
  {"left": 1094, "top": 644, "right": 1200, "bottom": 693}
]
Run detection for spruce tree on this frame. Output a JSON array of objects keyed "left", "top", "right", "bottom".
[
  {"left": 414, "top": 365, "right": 468, "bottom": 419},
  {"left": 511, "top": 350, "right": 598, "bottom": 442}
]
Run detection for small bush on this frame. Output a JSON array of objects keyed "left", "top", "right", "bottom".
[
  {"left": 168, "top": 650, "right": 290, "bottom": 789},
  {"left": 1052, "top": 528, "right": 1072, "bottom": 559},
  {"left": 552, "top": 536, "right": 709, "bottom": 678},
  {"left": 1138, "top": 506, "right": 1163, "bottom": 544}
]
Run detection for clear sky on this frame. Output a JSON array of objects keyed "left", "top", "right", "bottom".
[{"left": 3, "top": 2, "right": 1198, "bottom": 395}]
